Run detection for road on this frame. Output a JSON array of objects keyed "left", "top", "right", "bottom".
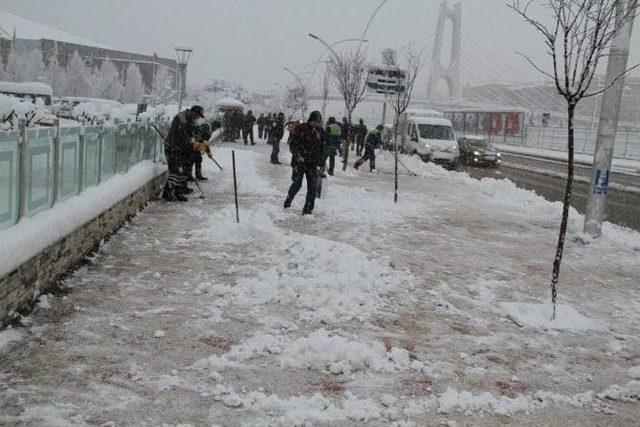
[
  {"left": 500, "top": 152, "right": 640, "bottom": 187},
  {"left": 463, "top": 154, "right": 640, "bottom": 232}
]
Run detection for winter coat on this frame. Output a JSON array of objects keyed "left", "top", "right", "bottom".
[
  {"left": 326, "top": 123, "right": 342, "bottom": 149},
  {"left": 365, "top": 128, "right": 382, "bottom": 149},
  {"left": 166, "top": 111, "right": 197, "bottom": 156},
  {"left": 355, "top": 123, "right": 368, "bottom": 143},
  {"left": 268, "top": 120, "right": 285, "bottom": 142},
  {"left": 289, "top": 123, "right": 324, "bottom": 167},
  {"left": 244, "top": 113, "right": 256, "bottom": 131}
]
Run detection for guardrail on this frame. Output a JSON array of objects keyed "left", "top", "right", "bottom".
[
  {"left": 486, "top": 126, "right": 640, "bottom": 161},
  {"left": 0, "top": 119, "right": 169, "bottom": 230}
]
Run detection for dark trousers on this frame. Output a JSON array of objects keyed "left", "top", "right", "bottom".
[
  {"left": 270, "top": 139, "right": 280, "bottom": 163},
  {"left": 356, "top": 139, "right": 365, "bottom": 156},
  {"left": 243, "top": 128, "right": 254, "bottom": 145},
  {"left": 323, "top": 144, "right": 338, "bottom": 175},
  {"left": 258, "top": 126, "right": 264, "bottom": 139},
  {"left": 164, "top": 146, "right": 189, "bottom": 196},
  {"left": 359, "top": 147, "right": 376, "bottom": 171},
  {"left": 286, "top": 164, "right": 318, "bottom": 213}
]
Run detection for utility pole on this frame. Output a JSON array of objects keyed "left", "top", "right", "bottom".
[
  {"left": 584, "top": 2, "right": 636, "bottom": 238},
  {"left": 174, "top": 45, "right": 193, "bottom": 112}
]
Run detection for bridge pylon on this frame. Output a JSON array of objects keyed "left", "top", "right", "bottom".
[{"left": 427, "top": 0, "right": 462, "bottom": 101}]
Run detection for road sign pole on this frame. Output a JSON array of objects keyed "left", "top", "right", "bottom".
[{"left": 584, "top": 3, "right": 636, "bottom": 238}]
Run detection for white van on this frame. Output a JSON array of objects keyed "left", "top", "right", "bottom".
[{"left": 399, "top": 112, "right": 459, "bottom": 168}]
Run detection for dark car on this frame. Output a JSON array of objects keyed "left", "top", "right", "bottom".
[{"left": 458, "top": 136, "right": 501, "bottom": 167}]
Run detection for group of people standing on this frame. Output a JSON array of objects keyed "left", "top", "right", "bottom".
[{"left": 161, "top": 106, "right": 383, "bottom": 216}]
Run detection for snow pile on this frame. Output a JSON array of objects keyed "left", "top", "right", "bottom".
[
  {"left": 231, "top": 232, "right": 413, "bottom": 323},
  {"left": 437, "top": 388, "right": 532, "bottom": 415},
  {"left": 629, "top": 366, "right": 640, "bottom": 380},
  {"left": 72, "top": 102, "right": 135, "bottom": 125},
  {"left": 597, "top": 381, "right": 640, "bottom": 402},
  {"left": 194, "top": 329, "right": 414, "bottom": 375},
  {"left": 0, "top": 326, "right": 24, "bottom": 352},
  {"left": 214, "top": 147, "right": 278, "bottom": 196},
  {"left": 279, "top": 329, "right": 411, "bottom": 374},
  {"left": 0, "top": 94, "right": 49, "bottom": 129},
  {"left": 138, "top": 104, "right": 178, "bottom": 122},
  {"left": 499, "top": 302, "right": 607, "bottom": 332},
  {"left": 319, "top": 184, "right": 427, "bottom": 224},
  {"left": 210, "top": 385, "right": 384, "bottom": 424}
]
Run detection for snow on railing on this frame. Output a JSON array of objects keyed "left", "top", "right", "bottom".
[{"left": 0, "top": 118, "right": 170, "bottom": 229}]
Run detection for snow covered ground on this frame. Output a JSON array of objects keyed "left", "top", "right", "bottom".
[{"left": 1, "top": 142, "right": 639, "bottom": 425}]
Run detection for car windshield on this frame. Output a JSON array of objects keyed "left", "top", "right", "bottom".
[
  {"left": 418, "top": 124, "right": 455, "bottom": 141},
  {"left": 468, "top": 139, "right": 493, "bottom": 150}
]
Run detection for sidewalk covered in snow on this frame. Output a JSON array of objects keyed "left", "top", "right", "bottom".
[{"left": 1, "top": 143, "right": 639, "bottom": 425}]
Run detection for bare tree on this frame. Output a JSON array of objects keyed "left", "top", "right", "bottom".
[
  {"left": 384, "top": 46, "right": 424, "bottom": 204},
  {"left": 284, "top": 85, "right": 308, "bottom": 119},
  {"left": 328, "top": 49, "right": 369, "bottom": 171},
  {"left": 509, "top": 0, "right": 639, "bottom": 319}
]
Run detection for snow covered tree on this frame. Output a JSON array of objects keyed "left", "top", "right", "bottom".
[
  {"left": 91, "top": 59, "right": 123, "bottom": 101},
  {"left": 121, "top": 63, "right": 145, "bottom": 103},
  {"left": 59, "top": 51, "right": 93, "bottom": 96},
  {"left": 510, "top": 0, "right": 639, "bottom": 319},
  {"left": 3, "top": 48, "right": 46, "bottom": 83},
  {"left": 151, "top": 67, "right": 176, "bottom": 104}
]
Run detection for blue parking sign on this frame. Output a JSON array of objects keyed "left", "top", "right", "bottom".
[{"left": 594, "top": 169, "right": 610, "bottom": 195}]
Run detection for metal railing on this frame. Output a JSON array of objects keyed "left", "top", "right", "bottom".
[
  {"left": 0, "top": 119, "right": 169, "bottom": 230},
  {"left": 487, "top": 126, "right": 640, "bottom": 161}
]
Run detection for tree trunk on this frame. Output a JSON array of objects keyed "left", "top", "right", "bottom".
[
  {"left": 394, "top": 115, "right": 399, "bottom": 204},
  {"left": 342, "top": 110, "right": 352, "bottom": 171},
  {"left": 551, "top": 103, "right": 575, "bottom": 320}
]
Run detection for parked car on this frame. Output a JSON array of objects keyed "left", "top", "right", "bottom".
[{"left": 458, "top": 136, "right": 501, "bottom": 167}]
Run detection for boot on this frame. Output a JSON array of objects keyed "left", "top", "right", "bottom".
[
  {"left": 162, "top": 188, "right": 174, "bottom": 201},
  {"left": 175, "top": 194, "right": 188, "bottom": 202},
  {"left": 183, "top": 187, "right": 194, "bottom": 195},
  {"left": 284, "top": 198, "right": 292, "bottom": 209},
  {"left": 354, "top": 159, "right": 363, "bottom": 170},
  {"left": 195, "top": 165, "right": 208, "bottom": 181}
]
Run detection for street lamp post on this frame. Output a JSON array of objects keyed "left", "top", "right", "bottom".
[{"left": 174, "top": 45, "right": 193, "bottom": 111}]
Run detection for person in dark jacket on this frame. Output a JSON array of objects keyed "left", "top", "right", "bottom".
[
  {"left": 257, "top": 113, "right": 265, "bottom": 139},
  {"left": 324, "top": 117, "right": 342, "bottom": 176},
  {"left": 354, "top": 124, "right": 383, "bottom": 172},
  {"left": 243, "top": 110, "right": 256, "bottom": 145},
  {"left": 263, "top": 113, "right": 273, "bottom": 139},
  {"left": 268, "top": 112, "right": 285, "bottom": 164},
  {"left": 189, "top": 122, "right": 212, "bottom": 181},
  {"left": 355, "top": 119, "right": 368, "bottom": 156},
  {"left": 284, "top": 111, "right": 324, "bottom": 215},
  {"left": 162, "top": 105, "right": 204, "bottom": 201}
]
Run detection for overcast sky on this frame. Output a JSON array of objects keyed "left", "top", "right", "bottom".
[{"left": 3, "top": 0, "right": 640, "bottom": 94}]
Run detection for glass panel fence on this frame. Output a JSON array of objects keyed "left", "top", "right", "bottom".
[
  {"left": 25, "top": 128, "right": 54, "bottom": 217},
  {"left": 0, "top": 130, "right": 20, "bottom": 229},
  {"left": 84, "top": 126, "right": 100, "bottom": 189},
  {"left": 58, "top": 127, "right": 80, "bottom": 201},
  {"left": 0, "top": 119, "right": 166, "bottom": 229}
]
